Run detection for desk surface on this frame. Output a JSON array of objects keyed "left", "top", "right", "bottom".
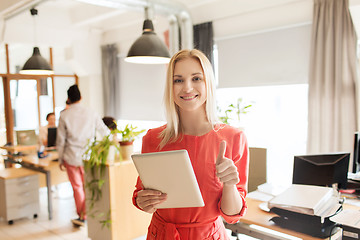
[
  {"left": 0, "top": 167, "right": 39, "bottom": 179},
  {"left": 2, "top": 151, "right": 59, "bottom": 168},
  {"left": 242, "top": 198, "right": 322, "bottom": 240},
  {"left": 20, "top": 152, "right": 59, "bottom": 168},
  {"left": 239, "top": 198, "right": 359, "bottom": 240},
  {"left": 1, "top": 145, "right": 38, "bottom": 153}
]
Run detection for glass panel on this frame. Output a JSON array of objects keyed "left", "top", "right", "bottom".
[
  {"left": 0, "top": 79, "right": 4, "bottom": 169},
  {"left": 10, "top": 80, "right": 39, "bottom": 131},
  {"left": 39, "top": 77, "right": 54, "bottom": 126},
  {"left": 0, "top": 80, "right": 6, "bottom": 146}
]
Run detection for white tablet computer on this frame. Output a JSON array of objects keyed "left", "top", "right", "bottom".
[{"left": 131, "top": 150, "right": 204, "bottom": 209}]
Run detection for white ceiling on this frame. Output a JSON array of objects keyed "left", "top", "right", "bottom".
[{"left": 1, "top": 0, "right": 360, "bottom": 53}]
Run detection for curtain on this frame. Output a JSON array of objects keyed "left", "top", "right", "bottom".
[
  {"left": 39, "top": 78, "right": 48, "bottom": 95},
  {"left": 307, "top": 0, "right": 358, "bottom": 154},
  {"left": 101, "top": 44, "right": 120, "bottom": 119},
  {"left": 193, "top": 22, "right": 214, "bottom": 66}
]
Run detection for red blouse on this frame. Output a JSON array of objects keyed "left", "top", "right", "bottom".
[{"left": 132, "top": 124, "right": 249, "bottom": 240}]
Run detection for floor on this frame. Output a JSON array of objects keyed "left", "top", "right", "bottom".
[{"left": 0, "top": 183, "right": 89, "bottom": 240}]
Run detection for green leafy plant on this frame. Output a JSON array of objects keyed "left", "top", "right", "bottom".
[
  {"left": 218, "top": 98, "right": 253, "bottom": 125},
  {"left": 114, "top": 124, "right": 145, "bottom": 143},
  {"left": 83, "top": 134, "right": 121, "bottom": 229}
]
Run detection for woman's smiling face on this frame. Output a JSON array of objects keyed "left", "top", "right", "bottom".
[{"left": 172, "top": 57, "right": 207, "bottom": 113}]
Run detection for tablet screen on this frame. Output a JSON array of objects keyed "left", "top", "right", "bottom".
[{"left": 131, "top": 150, "right": 204, "bottom": 209}]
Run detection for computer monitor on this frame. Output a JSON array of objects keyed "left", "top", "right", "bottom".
[
  {"left": 47, "top": 127, "right": 57, "bottom": 147},
  {"left": 16, "top": 130, "right": 38, "bottom": 146},
  {"left": 292, "top": 153, "right": 350, "bottom": 189},
  {"left": 352, "top": 132, "right": 360, "bottom": 173}
]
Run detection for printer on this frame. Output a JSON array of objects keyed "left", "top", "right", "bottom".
[{"left": 267, "top": 184, "right": 343, "bottom": 238}]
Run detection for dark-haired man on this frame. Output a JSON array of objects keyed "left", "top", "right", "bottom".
[{"left": 56, "top": 84, "right": 109, "bottom": 227}]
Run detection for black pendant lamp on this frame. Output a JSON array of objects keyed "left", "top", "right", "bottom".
[
  {"left": 20, "top": 8, "right": 54, "bottom": 75},
  {"left": 125, "top": 7, "right": 170, "bottom": 64}
]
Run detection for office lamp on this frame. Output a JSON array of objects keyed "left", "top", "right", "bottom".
[
  {"left": 125, "top": 7, "right": 170, "bottom": 64},
  {"left": 20, "top": 8, "right": 54, "bottom": 75}
]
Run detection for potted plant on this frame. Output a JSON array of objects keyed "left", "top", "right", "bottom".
[
  {"left": 114, "top": 124, "right": 145, "bottom": 160},
  {"left": 83, "top": 134, "right": 121, "bottom": 229}
]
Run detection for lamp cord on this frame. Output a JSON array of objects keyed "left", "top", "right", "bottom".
[
  {"left": 30, "top": 8, "right": 38, "bottom": 46},
  {"left": 33, "top": 15, "right": 37, "bottom": 46}
]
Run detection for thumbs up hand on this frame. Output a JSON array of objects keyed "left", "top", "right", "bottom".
[{"left": 216, "top": 140, "right": 240, "bottom": 186}]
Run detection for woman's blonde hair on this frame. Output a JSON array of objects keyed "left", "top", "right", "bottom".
[{"left": 159, "top": 49, "right": 218, "bottom": 149}]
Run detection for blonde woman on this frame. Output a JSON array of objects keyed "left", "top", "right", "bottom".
[{"left": 132, "top": 49, "right": 249, "bottom": 239}]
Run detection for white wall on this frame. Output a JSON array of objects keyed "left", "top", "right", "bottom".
[
  {"left": 118, "top": 58, "right": 167, "bottom": 121},
  {"left": 69, "top": 32, "right": 104, "bottom": 116}
]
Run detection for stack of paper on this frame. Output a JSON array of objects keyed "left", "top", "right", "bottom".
[
  {"left": 247, "top": 183, "right": 290, "bottom": 202},
  {"left": 330, "top": 209, "right": 360, "bottom": 228},
  {"left": 267, "top": 184, "right": 339, "bottom": 216}
]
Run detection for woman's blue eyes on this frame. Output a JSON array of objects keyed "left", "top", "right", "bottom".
[{"left": 173, "top": 77, "right": 202, "bottom": 83}]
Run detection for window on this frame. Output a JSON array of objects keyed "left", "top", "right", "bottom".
[
  {"left": 216, "top": 84, "right": 308, "bottom": 185},
  {"left": 10, "top": 80, "right": 39, "bottom": 130},
  {"left": 0, "top": 82, "right": 5, "bottom": 146},
  {"left": 39, "top": 78, "right": 54, "bottom": 126}
]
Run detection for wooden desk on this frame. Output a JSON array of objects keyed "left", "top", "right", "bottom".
[
  {"left": 20, "top": 152, "right": 68, "bottom": 187},
  {"left": 1, "top": 147, "right": 60, "bottom": 220},
  {"left": 0, "top": 145, "right": 37, "bottom": 168},
  {"left": 20, "top": 151, "right": 58, "bottom": 166},
  {"left": 224, "top": 198, "right": 346, "bottom": 240},
  {"left": 1, "top": 145, "right": 38, "bottom": 153}
]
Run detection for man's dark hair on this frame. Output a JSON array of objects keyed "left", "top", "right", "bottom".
[
  {"left": 102, "top": 116, "right": 117, "bottom": 130},
  {"left": 46, "top": 112, "right": 55, "bottom": 121},
  {"left": 67, "top": 84, "right": 81, "bottom": 103}
]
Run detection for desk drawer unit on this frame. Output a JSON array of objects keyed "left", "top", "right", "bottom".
[{"left": 0, "top": 168, "right": 40, "bottom": 224}]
